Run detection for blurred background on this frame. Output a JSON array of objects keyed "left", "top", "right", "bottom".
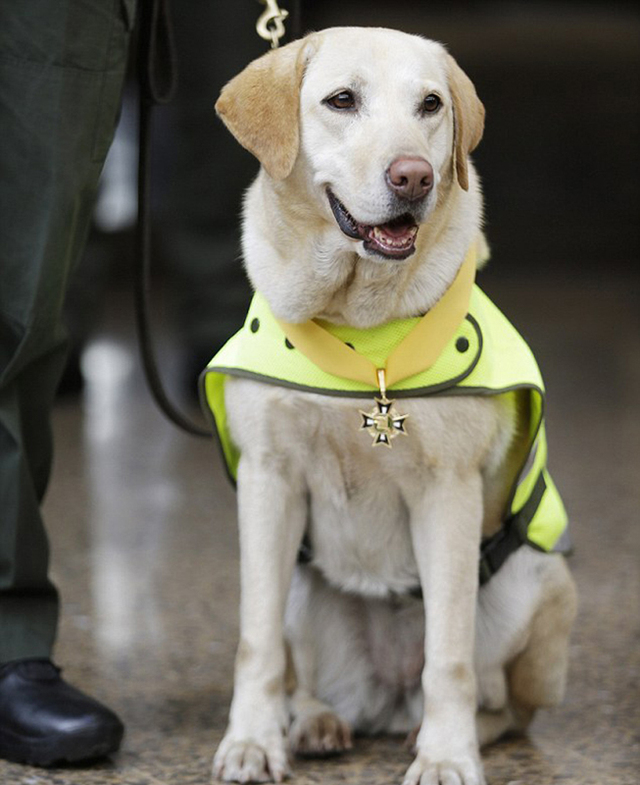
[{"left": 4, "top": 3, "right": 634, "bottom": 785}]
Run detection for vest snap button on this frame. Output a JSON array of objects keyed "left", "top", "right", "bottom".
[
  {"left": 285, "top": 338, "right": 294, "bottom": 349},
  {"left": 250, "top": 318, "right": 260, "bottom": 333},
  {"left": 456, "top": 336, "right": 470, "bottom": 353}
]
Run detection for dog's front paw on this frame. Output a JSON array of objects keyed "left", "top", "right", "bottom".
[
  {"left": 213, "top": 732, "right": 290, "bottom": 783},
  {"left": 290, "top": 708, "right": 353, "bottom": 758},
  {"left": 402, "top": 750, "right": 486, "bottom": 785}
]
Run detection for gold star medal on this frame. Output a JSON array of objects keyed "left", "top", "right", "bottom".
[{"left": 360, "top": 369, "right": 408, "bottom": 448}]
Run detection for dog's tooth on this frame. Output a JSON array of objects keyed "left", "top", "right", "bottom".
[{"left": 370, "top": 223, "right": 417, "bottom": 252}]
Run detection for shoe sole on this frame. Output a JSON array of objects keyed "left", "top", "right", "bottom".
[{"left": 0, "top": 724, "right": 124, "bottom": 767}]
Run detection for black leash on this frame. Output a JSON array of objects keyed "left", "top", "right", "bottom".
[
  {"left": 136, "top": 0, "right": 210, "bottom": 437},
  {"left": 134, "top": 0, "right": 301, "bottom": 438}
]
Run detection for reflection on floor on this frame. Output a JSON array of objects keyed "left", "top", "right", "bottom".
[{"left": 1, "top": 272, "right": 638, "bottom": 785}]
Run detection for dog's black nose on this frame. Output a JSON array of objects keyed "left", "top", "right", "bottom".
[{"left": 386, "top": 157, "right": 433, "bottom": 201}]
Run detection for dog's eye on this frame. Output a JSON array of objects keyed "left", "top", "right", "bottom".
[
  {"left": 422, "top": 94, "right": 442, "bottom": 114},
  {"left": 325, "top": 90, "right": 356, "bottom": 111}
]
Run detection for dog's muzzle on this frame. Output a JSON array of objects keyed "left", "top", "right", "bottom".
[{"left": 326, "top": 188, "right": 420, "bottom": 261}]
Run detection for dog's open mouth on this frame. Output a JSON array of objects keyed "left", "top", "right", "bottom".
[{"left": 327, "top": 188, "right": 418, "bottom": 260}]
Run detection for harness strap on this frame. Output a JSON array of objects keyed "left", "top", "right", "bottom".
[{"left": 479, "top": 472, "right": 547, "bottom": 584}]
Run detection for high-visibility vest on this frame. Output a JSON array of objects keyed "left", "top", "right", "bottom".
[{"left": 201, "top": 285, "right": 569, "bottom": 584}]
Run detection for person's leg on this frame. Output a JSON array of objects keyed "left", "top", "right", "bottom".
[
  {"left": 0, "top": 0, "right": 134, "bottom": 764},
  {"left": 0, "top": 0, "right": 133, "bottom": 664}
]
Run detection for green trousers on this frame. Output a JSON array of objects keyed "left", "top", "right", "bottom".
[{"left": 0, "top": 0, "right": 134, "bottom": 664}]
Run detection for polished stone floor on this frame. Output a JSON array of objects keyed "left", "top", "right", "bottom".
[{"left": 1, "top": 271, "right": 638, "bottom": 785}]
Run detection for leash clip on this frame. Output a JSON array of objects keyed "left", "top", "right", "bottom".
[{"left": 256, "top": 0, "right": 289, "bottom": 49}]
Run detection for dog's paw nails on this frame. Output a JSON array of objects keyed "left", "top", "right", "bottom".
[
  {"left": 213, "top": 738, "right": 290, "bottom": 783},
  {"left": 290, "top": 710, "right": 353, "bottom": 758},
  {"left": 402, "top": 752, "right": 486, "bottom": 785}
]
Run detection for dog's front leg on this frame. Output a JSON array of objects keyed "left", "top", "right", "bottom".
[
  {"left": 404, "top": 471, "right": 486, "bottom": 785},
  {"left": 213, "top": 458, "right": 307, "bottom": 783}
]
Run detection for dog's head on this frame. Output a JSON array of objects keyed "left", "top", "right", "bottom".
[{"left": 216, "top": 27, "right": 484, "bottom": 263}]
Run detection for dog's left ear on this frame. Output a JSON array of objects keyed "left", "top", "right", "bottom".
[
  {"left": 445, "top": 53, "right": 485, "bottom": 191},
  {"left": 215, "top": 37, "right": 314, "bottom": 180}
]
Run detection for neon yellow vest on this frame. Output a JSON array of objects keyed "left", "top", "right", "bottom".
[{"left": 201, "top": 285, "right": 569, "bottom": 582}]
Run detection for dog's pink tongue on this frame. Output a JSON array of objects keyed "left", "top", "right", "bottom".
[
  {"left": 372, "top": 221, "right": 418, "bottom": 247},
  {"left": 381, "top": 221, "right": 414, "bottom": 238}
]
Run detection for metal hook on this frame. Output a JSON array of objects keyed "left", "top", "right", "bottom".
[{"left": 256, "top": 0, "right": 289, "bottom": 49}]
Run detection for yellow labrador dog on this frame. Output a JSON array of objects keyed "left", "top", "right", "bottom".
[{"left": 209, "top": 27, "right": 577, "bottom": 785}]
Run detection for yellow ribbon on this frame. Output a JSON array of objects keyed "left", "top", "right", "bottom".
[{"left": 275, "top": 245, "right": 477, "bottom": 390}]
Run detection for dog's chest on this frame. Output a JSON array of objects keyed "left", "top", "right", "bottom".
[{"left": 227, "top": 378, "right": 513, "bottom": 596}]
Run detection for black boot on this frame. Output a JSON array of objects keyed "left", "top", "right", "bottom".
[{"left": 0, "top": 659, "right": 124, "bottom": 766}]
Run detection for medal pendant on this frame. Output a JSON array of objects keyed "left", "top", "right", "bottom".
[{"left": 359, "top": 369, "right": 408, "bottom": 448}]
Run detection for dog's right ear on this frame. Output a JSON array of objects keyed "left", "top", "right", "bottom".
[
  {"left": 215, "top": 37, "right": 314, "bottom": 180},
  {"left": 445, "top": 53, "right": 485, "bottom": 191}
]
